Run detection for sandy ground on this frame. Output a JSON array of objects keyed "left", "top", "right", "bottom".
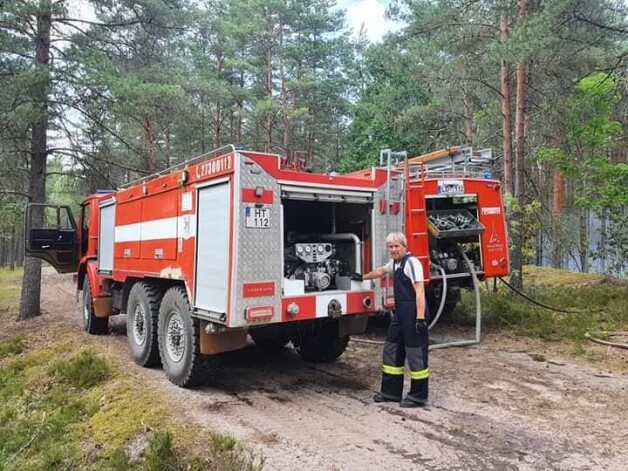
[{"left": 5, "top": 270, "right": 628, "bottom": 470}]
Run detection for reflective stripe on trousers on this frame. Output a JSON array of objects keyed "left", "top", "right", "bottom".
[{"left": 380, "top": 302, "right": 429, "bottom": 403}]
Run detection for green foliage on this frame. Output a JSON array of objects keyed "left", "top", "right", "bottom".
[
  {"left": 210, "top": 432, "right": 238, "bottom": 452},
  {"left": 0, "top": 349, "right": 105, "bottom": 469},
  {"left": 0, "top": 267, "right": 22, "bottom": 314},
  {"left": 0, "top": 336, "right": 25, "bottom": 359},
  {"left": 532, "top": 72, "right": 625, "bottom": 274},
  {"left": 0, "top": 340, "right": 260, "bottom": 470},
  {"left": 145, "top": 431, "right": 178, "bottom": 471},
  {"left": 453, "top": 267, "right": 628, "bottom": 341},
  {"left": 49, "top": 349, "right": 111, "bottom": 389}
]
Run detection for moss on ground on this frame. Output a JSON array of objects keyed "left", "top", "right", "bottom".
[
  {"left": 0, "top": 335, "right": 262, "bottom": 470},
  {"left": 0, "top": 267, "right": 22, "bottom": 315}
]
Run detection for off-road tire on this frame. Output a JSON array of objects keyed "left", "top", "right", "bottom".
[
  {"left": 82, "top": 277, "right": 109, "bottom": 335},
  {"left": 126, "top": 282, "right": 162, "bottom": 367},
  {"left": 295, "top": 321, "right": 349, "bottom": 363},
  {"left": 158, "top": 286, "right": 213, "bottom": 388}
]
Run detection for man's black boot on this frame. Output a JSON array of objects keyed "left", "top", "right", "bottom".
[
  {"left": 399, "top": 398, "right": 426, "bottom": 408},
  {"left": 373, "top": 393, "right": 401, "bottom": 403}
]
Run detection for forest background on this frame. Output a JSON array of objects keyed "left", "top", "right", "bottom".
[{"left": 0, "top": 0, "right": 626, "bottom": 319}]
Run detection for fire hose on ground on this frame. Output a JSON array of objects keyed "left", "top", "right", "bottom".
[{"left": 498, "top": 278, "right": 626, "bottom": 350}]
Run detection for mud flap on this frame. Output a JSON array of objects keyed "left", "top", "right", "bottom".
[
  {"left": 92, "top": 296, "right": 113, "bottom": 318},
  {"left": 199, "top": 323, "right": 248, "bottom": 355}
]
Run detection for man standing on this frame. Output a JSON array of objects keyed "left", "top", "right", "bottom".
[{"left": 362, "top": 232, "right": 429, "bottom": 408}]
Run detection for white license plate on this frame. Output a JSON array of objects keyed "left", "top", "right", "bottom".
[
  {"left": 245, "top": 207, "right": 270, "bottom": 228},
  {"left": 438, "top": 179, "right": 464, "bottom": 194}
]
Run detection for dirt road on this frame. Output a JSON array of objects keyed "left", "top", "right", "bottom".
[{"left": 22, "top": 272, "right": 628, "bottom": 470}]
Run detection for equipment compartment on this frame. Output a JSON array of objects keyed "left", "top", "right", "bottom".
[
  {"left": 282, "top": 199, "right": 372, "bottom": 292},
  {"left": 427, "top": 209, "right": 485, "bottom": 239}
]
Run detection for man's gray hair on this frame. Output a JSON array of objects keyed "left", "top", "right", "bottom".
[{"left": 386, "top": 232, "right": 407, "bottom": 247}]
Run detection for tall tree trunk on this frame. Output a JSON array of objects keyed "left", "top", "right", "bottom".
[
  {"left": 280, "top": 25, "right": 291, "bottom": 160},
  {"left": 7, "top": 225, "right": 17, "bottom": 271},
  {"left": 510, "top": 0, "right": 527, "bottom": 289},
  {"left": 141, "top": 116, "right": 157, "bottom": 172},
  {"left": 237, "top": 71, "right": 244, "bottom": 144},
  {"left": 500, "top": 11, "right": 513, "bottom": 195},
  {"left": 579, "top": 208, "right": 589, "bottom": 272},
  {"left": 551, "top": 169, "right": 563, "bottom": 268},
  {"left": 214, "top": 52, "right": 223, "bottom": 149},
  {"left": 10, "top": 224, "right": 16, "bottom": 270},
  {"left": 264, "top": 38, "right": 273, "bottom": 153},
  {"left": 463, "top": 88, "right": 473, "bottom": 143},
  {"left": 19, "top": 4, "right": 51, "bottom": 321}
]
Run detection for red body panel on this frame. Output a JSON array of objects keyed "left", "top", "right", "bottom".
[
  {"left": 408, "top": 177, "right": 510, "bottom": 280},
  {"left": 78, "top": 148, "right": 509, "bottom": 326}
]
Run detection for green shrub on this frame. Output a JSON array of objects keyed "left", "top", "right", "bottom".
[
  {"left": 145, "top": 431, "right": 178, "bottom": 471},
  {"left": 0, "top": 336, "right": 25, "bottom": 359},
  {"left": 49, "top": 349, "right": 111, "bottom": 389},
  {"left": 453, "top": 278, "right": 628, "bottom": 341},
  {"left": 210, "top": 432, "right": 237, "bottom": 452}
]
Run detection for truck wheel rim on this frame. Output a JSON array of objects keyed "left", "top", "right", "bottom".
[
  {"left": 166, "top": 311, "right": 184, "bottom": 363},
  {"left": 83, "top": 296, "right": 89, "bottom": 324},
  {"left": 132, "top": 304, "right": 146, "bottom": 346}
]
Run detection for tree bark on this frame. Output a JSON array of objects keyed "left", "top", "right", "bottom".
[
  {"left": 9, "top": 224, "right": 16, "bottom": 270},
  {"left": 214, "top": 51, "right": 223, "bottom": 149},
  {"left": 280, "top": 23, "right": 291, "bottom": 160},
  {"left": 509, "top": 0, "right": 527, "bottom": 290},
  {"left": 500, "top": 11, "right": 513, "bottom": 195},
  {"left": 551, "top": 169, "right": 563, "bottom": 268},
  {"left": 19, "top": 4, "right": 51, "bottom": 321},
  {"left": 463, "top": 88, "right": 473, "bottom": 143},
  {"left": 142, "top": 116, "right": 157, "bottom": 172},
  {"left": 264, "top": 31, "right": 273, "bottom": 153},
  {"left": 579, "top": 208, "right": 589, "bottom": 273}
]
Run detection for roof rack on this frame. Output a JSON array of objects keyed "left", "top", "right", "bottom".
[
  {"left": 119, "top": 144, "right": 237, "bottom": 189},
  {"left": 404, "top": 147, "right": 495, "bottom": 179}
]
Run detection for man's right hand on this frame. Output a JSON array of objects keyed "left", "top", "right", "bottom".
[
  {"left": 349, "top": 273, "right": 363, "bottom": 281},
  {"left": 415, "top": 319, "right": 428, "bottom": 335}
]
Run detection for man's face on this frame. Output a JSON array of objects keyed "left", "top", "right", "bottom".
[{"left": 388, "top": 242, "right": 407, "bottom": 261}]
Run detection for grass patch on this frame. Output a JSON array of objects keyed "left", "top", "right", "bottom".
[
  {"left": 451, "top": 266, "right": 628, "bottom": 342},
  {"left": 0, "top": 341, "right": 262, "bottom": 470},
  {"left": 0, "top": 267, "right": 22, "bottom": 315},
  {"left": 0, "top": 336, "right": 25, "bottom": 358},
  {"left": 49, "top": 349, "right": 111, "bottom": 389}
]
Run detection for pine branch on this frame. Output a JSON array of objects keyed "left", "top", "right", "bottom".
[{"left": 573, "top": 14, "right": 628, "bottom": 34}]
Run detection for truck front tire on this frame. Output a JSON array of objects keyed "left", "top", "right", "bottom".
[
  {"left": 82, "top": 278, "right": 108, "bottom": 335},
  {"left": 127, "top": 282, "right": 162, "bottom": 367},
  {"left": 158, "top": 287, "right": 212, "bottom": 388}
]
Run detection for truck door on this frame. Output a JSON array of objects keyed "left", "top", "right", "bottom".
[{"left": 24, "top": 203, "right": 78, "bottom": 273}]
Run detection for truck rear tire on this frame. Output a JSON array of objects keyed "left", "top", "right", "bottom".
[
  {"left": 250, "top": 333, "right": 291, "bottom": 353},
  {"left": 158, "top": 286, "right": 212, "bottom": 388},
  {"left": 127, "top": 282, "right": 162, "bottom": 367},
  {"left": 82, "top": 278, "right": 108, "bottom": 335},
  {"left": 295, "top": 321, "right": 349, "bottom": 363}
]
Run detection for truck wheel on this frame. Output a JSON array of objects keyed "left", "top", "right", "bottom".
[
  {"left": 126, "top": 282, "right": 162, "bottom": 367},
  {"left": 250, "top": 333, "right": 290, "bottom": 353},
  {"left": 158, "top": 287, "right": 212, "bottom": 388},
  {"left": 295, "top": 321, "right": 349, "bottom": 363},
  {"left": 82, "top": 277, "right": 108, "bottom": 335}
]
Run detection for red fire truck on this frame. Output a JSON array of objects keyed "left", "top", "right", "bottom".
[{"left": 25, "top": 145, "right": 509, "bottom": 387}]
